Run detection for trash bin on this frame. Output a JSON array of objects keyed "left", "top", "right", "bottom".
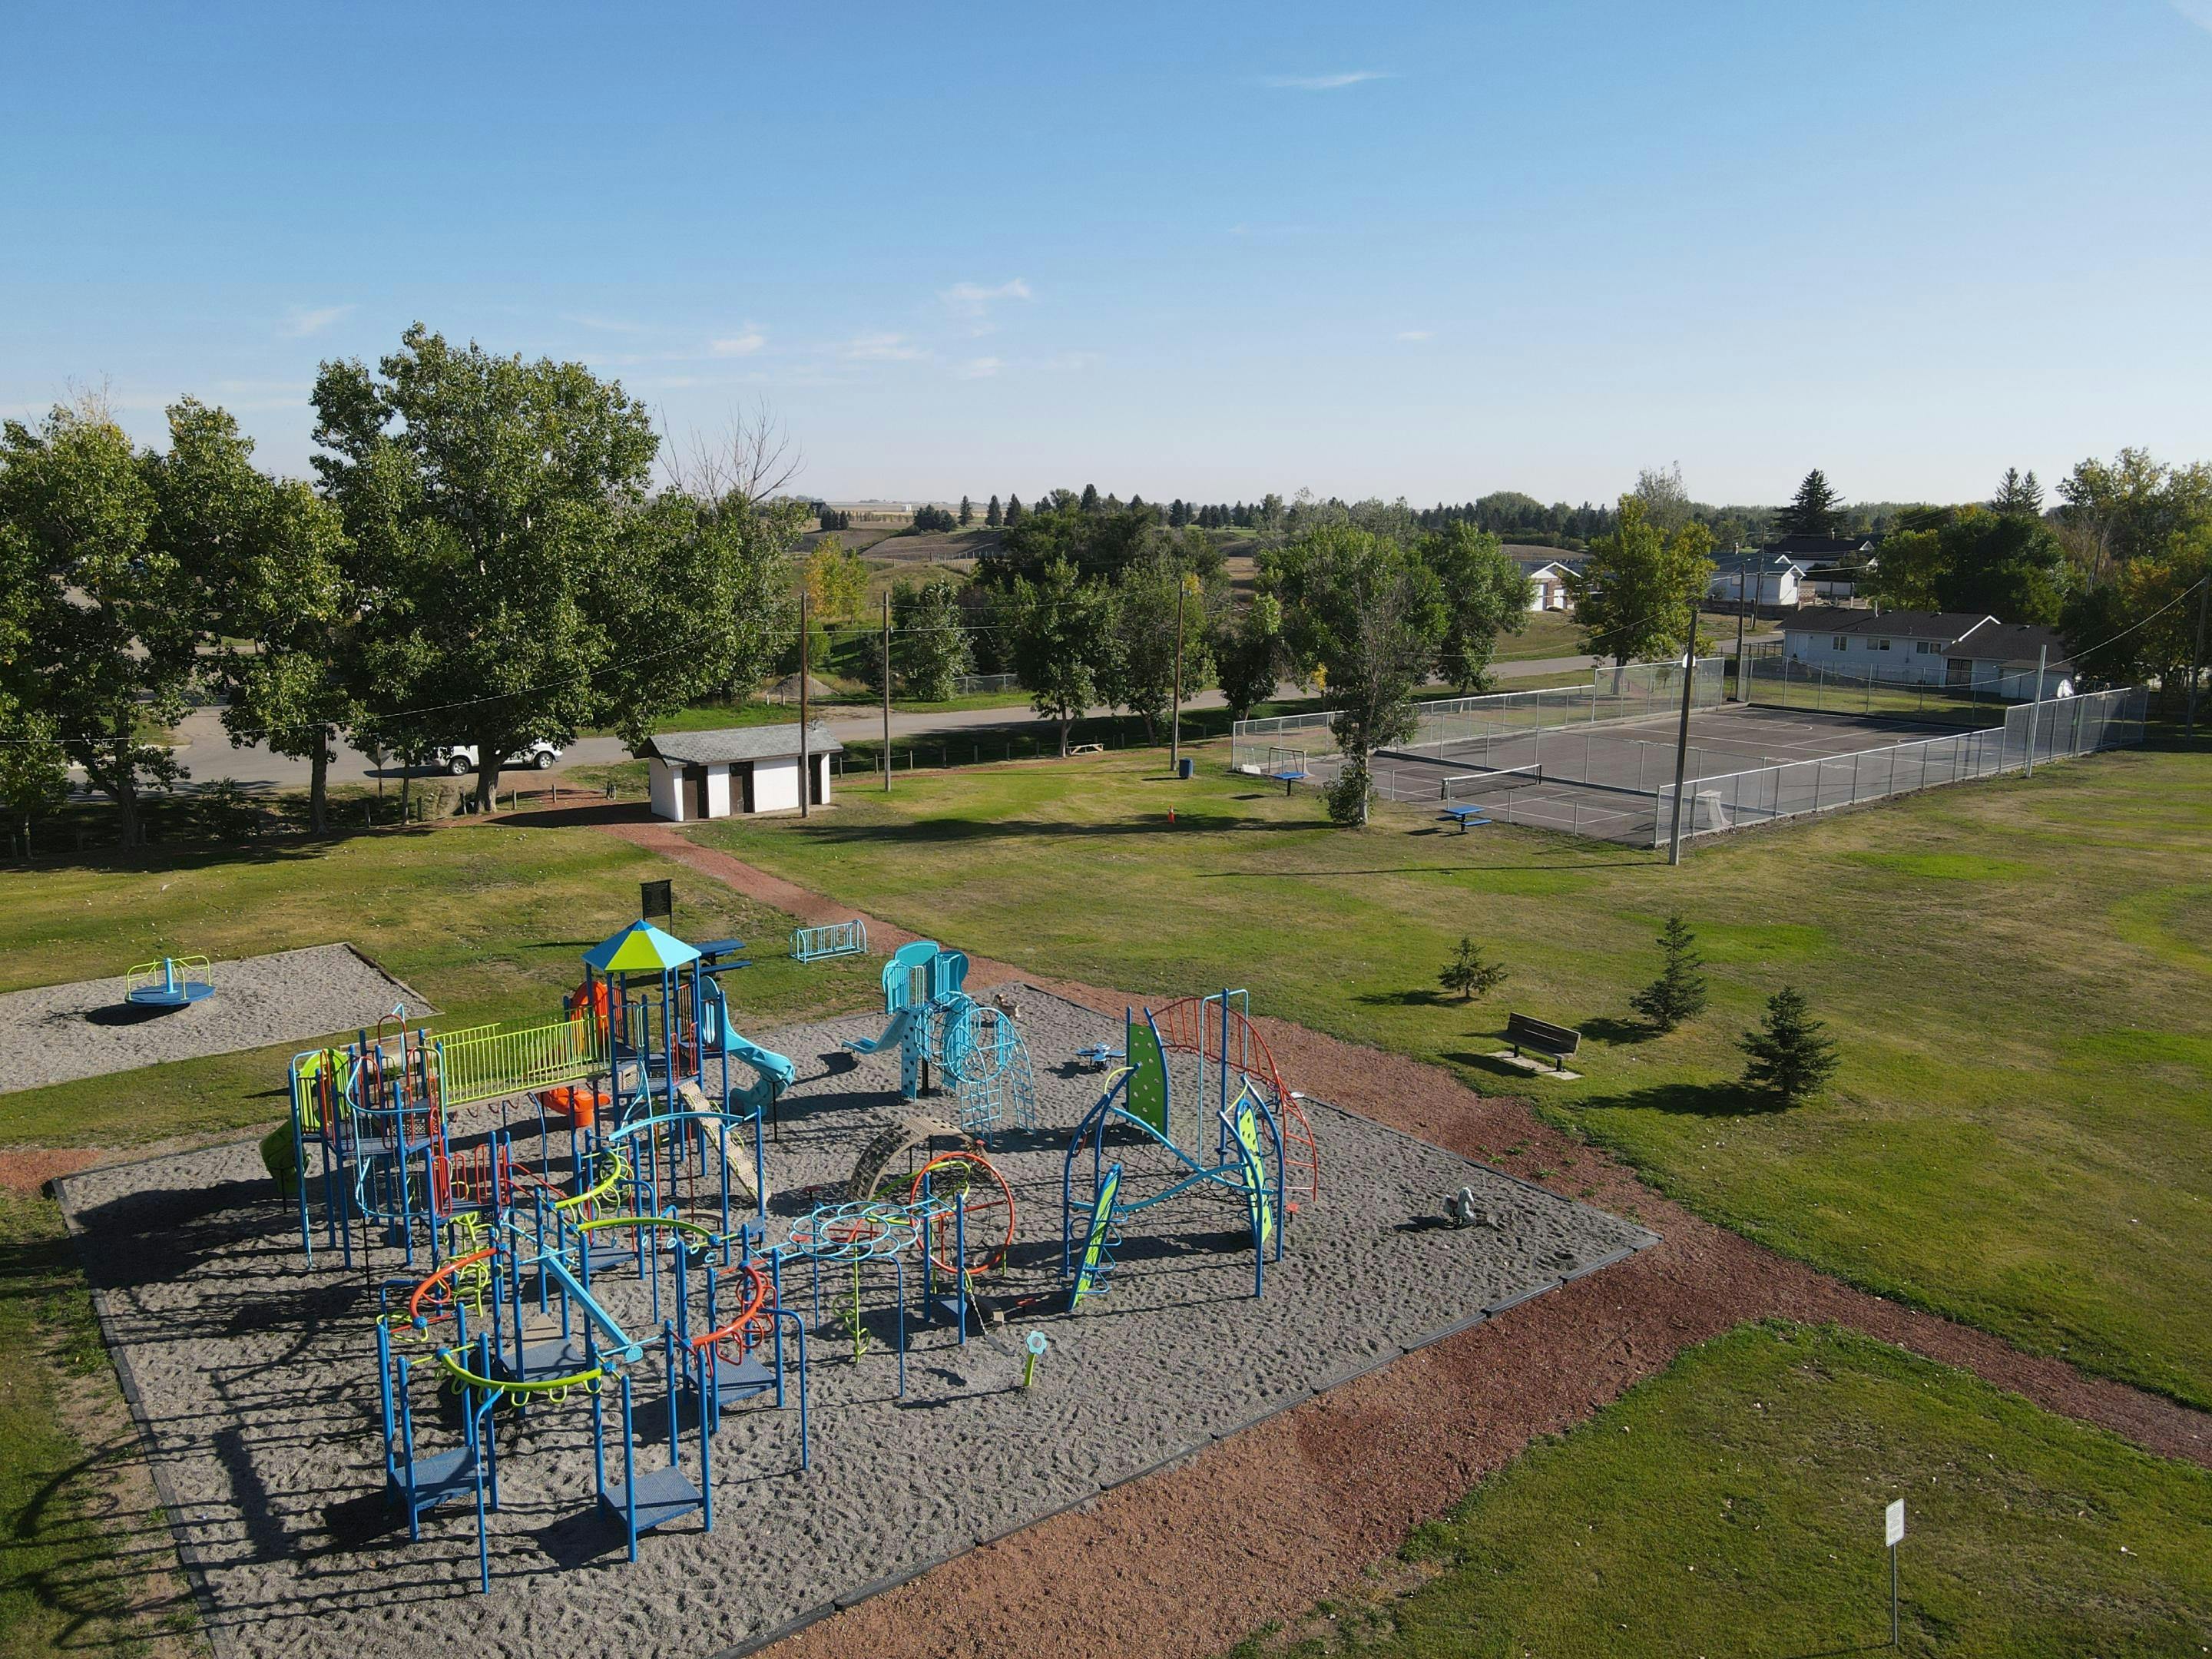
[{"left": 1177, "top": 757, "right": 1194, "bottom": 780}]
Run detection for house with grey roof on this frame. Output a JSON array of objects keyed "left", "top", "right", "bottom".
[
  {"left": 1780, "top": 609, "right": 2071, "bottom": 698},
  {"left": 637, "top": 723, "right": 842, "bottom": 821}
]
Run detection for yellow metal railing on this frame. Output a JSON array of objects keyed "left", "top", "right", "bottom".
[{"left": 437, "top": 1014, "right": 602, "bottom": 1107}]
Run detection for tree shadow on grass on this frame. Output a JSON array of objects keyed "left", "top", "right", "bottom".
[
  {"left": 1578, "top": 1079, "right": 1786, "bottom": 1118},
  {"left": 1580, "top": 1015, "right": 1660, "bottom": 1046},
  {"left": 1355, "top": 988, "right": 1456, "bottom": 1010},
  {"left": 772, "top": 813, "right": 1317, "bottom": 847}
]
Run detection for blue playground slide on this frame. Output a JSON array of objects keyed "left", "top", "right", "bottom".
[
  {"left": 725, "top": 1030, "right": 796, "bottom": 1115},
  {"left": 843, "top": 1005, "right": 918, "bottom": 1057}
]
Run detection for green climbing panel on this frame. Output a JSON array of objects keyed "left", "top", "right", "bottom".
[{"left": 1124, "top": 1015, "right": 1168, "bottom": 1137}]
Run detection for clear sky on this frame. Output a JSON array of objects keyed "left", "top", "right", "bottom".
[{"left": 5, "top": 1, "right": 2210, "bottom": 508}]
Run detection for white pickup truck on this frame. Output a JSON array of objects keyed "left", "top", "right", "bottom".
[{"left": 432, "top": 740, "right": 563, "bottom": 775}]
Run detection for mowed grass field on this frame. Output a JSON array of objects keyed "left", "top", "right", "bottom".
[
  {"left": 0, "top": 823, "right": 876, "bottom": 1146},
  {"left": 691, "top": 739, "right": 2212, "bottom": 1407},
  {"left": 1233, "top": 1323, "right": 2212, "bottom": 1659}
]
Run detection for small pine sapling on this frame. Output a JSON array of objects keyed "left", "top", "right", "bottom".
[
  {"left": 1439, "top": 935, "right": 1508, "bottom": 1002},
  {"left": 1739, "top": 984, "right": 1840, "bottom": 1104},
  {"left": 1630, "top": 912, "right": 1708, "bottom": 1031}
]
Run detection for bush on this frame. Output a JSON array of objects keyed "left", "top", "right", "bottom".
[
  {"left": 1739, "top": 985, "right": 1840, "bottom": 1105},
  {"left": 1324, "top": 762, "right": 1371, "bottom": 826}
]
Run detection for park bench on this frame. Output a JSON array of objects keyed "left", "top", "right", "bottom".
[{"left": 1504, "top": 1012, "right": 1581, "bottom": 1071}]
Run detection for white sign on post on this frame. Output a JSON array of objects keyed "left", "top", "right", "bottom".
[{"left": 1885, "top": 1499, "right": 1906, "bottom": 1548}]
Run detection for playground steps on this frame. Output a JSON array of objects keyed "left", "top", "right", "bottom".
[
  {"left": 508, "top": 1337, "right": 589, "bottom": 1383},
  {"left": 395, "top": 1445, "right": 479, "bottom": 1518},
  {"left": 710, "top": 1351, "right": 776, "bottom": 1404},
  {"left": 599, "top": 1464, "right": 704, "bottom": 1534}
]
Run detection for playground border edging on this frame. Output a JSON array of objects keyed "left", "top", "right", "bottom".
[{"left": 51, "top": 1167, "right": 240, "bottom": 1659}]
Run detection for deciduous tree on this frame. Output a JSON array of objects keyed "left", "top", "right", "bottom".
[
  {"left": 0, "top": 397, "right": 198, "bottom": 846},
  {"left": 1011, "top": 558, "right": 1101, "bottom": 755},
  {"left": 1568, "top": 498, "right": 1714, "bottom": 666},
  {"left": 1416, "top": 521, "right": 1532, "bottom": 694}
]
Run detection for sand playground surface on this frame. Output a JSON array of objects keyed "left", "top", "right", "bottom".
[
  {"left": 57, "top": 988, "right": 1654, "bottom": 1659},
  {"left": 0, "top": 944, "right": 434, "bottom": 1094}
]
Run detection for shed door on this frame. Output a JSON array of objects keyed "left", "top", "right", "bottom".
[
  {"left": 737, "top": 761, "right": 756, "bottom": 814},
  {"left": 683, "top": 765, "right": 707, "bottom": 819}
]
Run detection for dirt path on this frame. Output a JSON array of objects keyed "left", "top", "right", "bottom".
[{"left": 591, "top": 823, "right": 2212, "bottom": 1659}]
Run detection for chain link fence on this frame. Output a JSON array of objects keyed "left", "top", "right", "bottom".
[{"left": 1655, "top": 685, "right": 2147, "bottom": 846}]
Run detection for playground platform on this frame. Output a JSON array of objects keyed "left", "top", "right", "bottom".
[
  {"left": 56, "top": 988, "right": 1655, "bottom": 1659},
  {"left": 0, "top": 944, "right": 435, "bottom": 1095}
]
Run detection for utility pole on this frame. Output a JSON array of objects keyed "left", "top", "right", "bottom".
[
  {"left": 1733, "top": 549, "right": 1750, "bottom": 703},
  {"left": 1667, "top": 585, "right": 1700, "bottom": 866},
  {"left": 2188, "top": 573, "right": 2209, "bottom": 741},
  {"left": 1170, "top": 575, "right": 1187, "bottom": 775},
  {"left": 2022, "top": 644, "right": 2048, "bottom": 778},
  {"left": 798, "top": 587, "right": 810, "bottom": 820},
  {"left": 882, "top": 590, "right": 893, "bottom": 792}
]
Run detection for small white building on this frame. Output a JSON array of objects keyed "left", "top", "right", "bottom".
[
  {"left": 641, "top": 724, "right": 840, "bottom": 823},
  {"left": 1709, "top": 551, "right": 1808, "bottom": 606},
  {"left": 1780, "top": 610, "right": 2072, "bottom": 699}
]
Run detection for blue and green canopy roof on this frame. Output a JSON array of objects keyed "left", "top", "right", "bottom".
[{"left": 583, "top": 920, "right": 701, "bottom": 975}]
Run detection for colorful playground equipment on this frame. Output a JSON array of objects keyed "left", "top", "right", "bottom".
[
  {"left": 286, "top": 921, "right": 795, "bottom": 1272},
  {"left": 844, "top": 940, "right": 1040, "bottom": 1142},
  {"left": 376, "top": 1193, "right": 810, "bottom": 1589},
  {"left": 1061, "top": 992, "right": 1316, "bottom": 1306},
  {"left": 123, "top": 954, "right": 214, "bottom": 1008}
]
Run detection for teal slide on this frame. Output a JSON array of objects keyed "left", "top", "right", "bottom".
[
  {"left": 724, "top": 1030, "right": 796, "bottom": 1115},
  {"left": 844, "top": 1004, "right": 917, "bottom": 1056}
]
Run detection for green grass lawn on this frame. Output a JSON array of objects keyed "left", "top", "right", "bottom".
[
  {"left": 1233, "top": 1323, "right": 2212, "bottom": 1659},
  {"left": 1, "top": 1189, "right": 197, "bottom": 1657},
  {"left": 0, "top": 825, "right": 877, "bottom": 1146},
  {"left": 690, "top": 738, "right": 2212, "bottom": 1406}
]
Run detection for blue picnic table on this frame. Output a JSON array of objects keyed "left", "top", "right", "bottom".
[
  {"left": 1438, "top": 805, "right": 1492, "bottom": 833},
  {"left": 694, "top": 938, "right": 753, "bottom": 972}
]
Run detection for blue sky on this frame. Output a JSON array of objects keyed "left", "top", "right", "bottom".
[{"left": 5, "top": 1, "right": 2210, "bottom": 506}]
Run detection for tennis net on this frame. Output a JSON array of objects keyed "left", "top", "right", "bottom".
[{"left": 1438, "top": 763, "right": 1543, "bottom": 801}]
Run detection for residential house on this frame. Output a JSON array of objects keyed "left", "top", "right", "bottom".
[{"left": 1780, "top": 609, "right": 2071, "bottom": 698}]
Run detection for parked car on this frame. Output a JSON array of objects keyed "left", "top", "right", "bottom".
[{"left": 432, "top": 740, "right": 563, "bottom": 775}]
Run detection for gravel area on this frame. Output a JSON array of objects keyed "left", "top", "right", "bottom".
[
  {"left": 0, "top": 945, "right": 435, "bottom": 1094},
  {"left": 56, "top": 987, "right": 1652, "bottom": 1659}
]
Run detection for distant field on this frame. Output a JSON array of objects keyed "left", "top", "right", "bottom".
[{"left": 690, "top": 738, "right": 2212, "bottom": 1406}]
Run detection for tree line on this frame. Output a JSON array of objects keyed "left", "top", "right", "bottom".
[{"left": 0, "top": 326, "right": 800, "bottom": 846}]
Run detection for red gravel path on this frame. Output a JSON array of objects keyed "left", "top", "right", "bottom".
[{"left": 584, "top": 825, "right": 2212, "bottom": 1659}]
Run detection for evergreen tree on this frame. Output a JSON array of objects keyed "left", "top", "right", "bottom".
[
  {"left": 1739, "top": 985, "right": 1841, "bottom": 1104},
  {"left": 959, "top": 494, "right": 972, "bottom": 526},
  {"left": 1005, "top": 492, "right": 1025, "bottom": 525},
  {"left": 1438, "top": 936, "right": 1508, "bottom": 1000},
  {"left": 1777, "top": 469, "right": 1846, "bottom": 538},
  {"left": 1168, "top": 498, "right": 1188, "bottom": 528},
  {"left": 985, "top": 493, "right": 1002, "bottom": 528},
  {"left": 1629, "top": 914, "right": 1708, "bottom": 1031},
  {"left": 1991, "top": 468, "right": 2044, "bottom": 518},
  {"left": 1079, "top": 482, "right": 1101, "bottom": 513}
]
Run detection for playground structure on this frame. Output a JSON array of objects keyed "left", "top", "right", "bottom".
[
  {"left": 369, "top": 1095, "right": 1023, "bottom": 1590},
  {"left": 1061, "top": 992, "right": 1320, "bottom": 1306},
  {"left": 286, "top": 921, "right": 793, "bottom": 1273},
  {"left": 846, "top": 940, "right": 1041, "bottom": 1143},
  {"left": 61, "top": 969, "right": 1674, "bottom": 1651},
  {"left": 123, "top": 953, "right": 215, "bottom": 1008}
]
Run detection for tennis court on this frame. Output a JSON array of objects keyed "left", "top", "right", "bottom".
[{"left": 1235, "top": 669, "right": 2147, "bottom": 849}]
